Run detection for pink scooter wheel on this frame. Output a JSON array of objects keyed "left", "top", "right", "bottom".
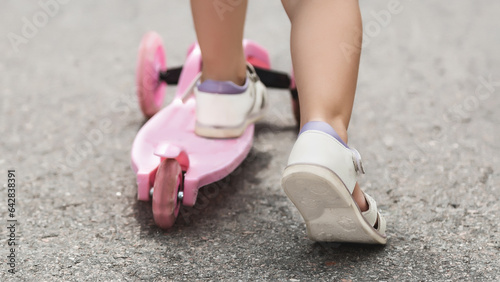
[
  {"left": 152, "top": 159, "right": 182, "bottom": 229},
  {"left": 136, "top": 32, "right": 167, "bottom": 119}
]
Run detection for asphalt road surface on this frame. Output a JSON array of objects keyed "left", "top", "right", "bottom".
[{"left": 1, "top": 0, "right": 499, "bottom": 281}]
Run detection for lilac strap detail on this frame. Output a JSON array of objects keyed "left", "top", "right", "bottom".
[
  {"left": 299, "top": 121, "right": 349, "bottom": 148},
  {"left": 197, "top": 77, "right": 248, "bottom": 94}
]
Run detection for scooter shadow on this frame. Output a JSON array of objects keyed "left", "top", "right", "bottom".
[
  {"left": 132, "top": 147, "right": 272, "bottom": 237},
  {"left": 253, "top": 122, "right": 299, "bottom": 138}
]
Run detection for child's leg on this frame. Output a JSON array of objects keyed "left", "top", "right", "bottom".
[
  {"left": 190, "top": 0, "right": 248, "bottom": 85},
  {"left": 282, "top": 0, "right": 368, "bottom": 211},
  {"left": 190, "top": 0, "right": 267, "bottom": 138}
]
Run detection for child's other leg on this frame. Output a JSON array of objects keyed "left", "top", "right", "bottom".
[
  {"left": 190, "top": 0, "right": 248, "bottom": 85},
  {"left": 190, "top": 0, "right": 267, "bottom": 138},
  {"left": 282, "top": 0, "right": 367, "bottom": 210}
]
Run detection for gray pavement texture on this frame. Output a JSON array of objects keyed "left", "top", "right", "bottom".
[{"left": 1, "top": 0, "right": 499, "bottom": 281}]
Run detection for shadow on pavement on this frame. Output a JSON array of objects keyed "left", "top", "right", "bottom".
[
  {"left": 254, "top": 122, "right": 299, "bottom": 137},
  {"left": 131, "top": 148, "right": 273, "bottom": 237}
]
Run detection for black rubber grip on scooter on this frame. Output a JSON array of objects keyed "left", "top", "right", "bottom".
[
  {"left": 159, "top": 66, "right": 292, "bottom": 89},
  {"left": 290, "top": 88, "right": 298, "bottom": 101},
  {"left": 253, "top": 66, "right": 292, "bottom": 89},
  {"left": 159, "top": 67, "right": 183, "bottom": 85}
]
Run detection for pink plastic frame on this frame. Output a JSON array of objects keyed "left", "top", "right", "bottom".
[{"left": 131, "top": 39, "right": 270, "bottom": 206}]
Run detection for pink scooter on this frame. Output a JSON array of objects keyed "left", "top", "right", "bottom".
[{"left": 131, "top": 32, "right": 299, "bottom": 229}]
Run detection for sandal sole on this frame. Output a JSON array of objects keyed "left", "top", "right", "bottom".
[{"left": 282, "top": 164, "right": 387, "bottom": 244}]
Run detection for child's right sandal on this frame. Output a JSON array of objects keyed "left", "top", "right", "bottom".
[{"left": 281, "top": 121, "right": 387, "bottom": 244}]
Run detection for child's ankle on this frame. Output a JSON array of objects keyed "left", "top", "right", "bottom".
[
  {"left": 300, "top": 119, "right": 349, "bottom": 145},
  {"left": 200, "top": 59, "right": 247, "bottom": 86}
]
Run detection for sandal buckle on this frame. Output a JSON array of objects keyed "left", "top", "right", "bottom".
[
  {"left": 246, "top": 63, "right": 260, "bottom": 83},
  {"left": 351, "top": 148, "right": 365, "bottom": 175}
]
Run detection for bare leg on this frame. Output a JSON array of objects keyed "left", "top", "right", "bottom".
[
  {"left": 282, "top": 0, "right": 368, "bottom": 211},
  {"left": 190, "top": 0, "right": 248, "bottom": 85}
]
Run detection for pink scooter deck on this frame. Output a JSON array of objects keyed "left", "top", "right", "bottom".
[{"left": 131, "top": 40, "right": 270, "bottom": 206}]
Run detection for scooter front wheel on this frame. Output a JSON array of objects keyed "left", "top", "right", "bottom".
[{"left": 152, "top": 159, "right": 182, "bottom": 229}]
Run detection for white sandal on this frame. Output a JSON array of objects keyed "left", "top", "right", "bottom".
[{"left": 281, "top": 124, "right": 387, "bottom": 244}]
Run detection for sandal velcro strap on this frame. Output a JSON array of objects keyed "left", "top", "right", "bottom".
[
  {"left": 362, "top": 193, "right": 378, "bottom": 227},
  {"left": 362, "top": 193, "right": 386, "bottom": 235},
  {"left": 376, "top": 212, "right": 387, "bottom": 234}
]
